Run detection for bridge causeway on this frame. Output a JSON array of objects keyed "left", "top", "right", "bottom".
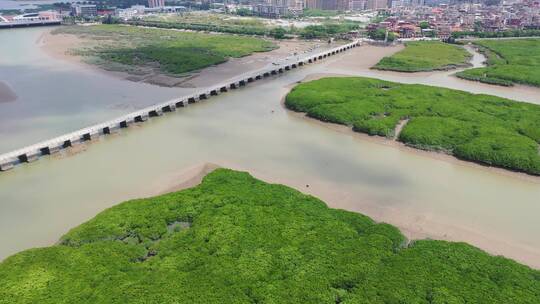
[{"left": 0, "top": 40, "right": 361, "bottom": 172}]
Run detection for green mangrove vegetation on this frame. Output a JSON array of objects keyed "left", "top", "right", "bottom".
[
  {"left": 55, "top": 24, "right": 276, "bottom": 75},
  {"left": 456, "top": 39, "right": 540, "bottom": 87},
  {"left": 1, "top": 169, "right": 539, "bottom": 303},
  {"left": 373, "top": 41, "right": 471, "bottom": 72},
  {"left": 452, "top": 29, "right": 540, "bottom": 39},
  {"left": 285, "top": 77, "right": 540, "bottom": 175}
]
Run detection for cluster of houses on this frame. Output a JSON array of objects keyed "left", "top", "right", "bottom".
[{"left": 368, "top": 0, "right": 540, "bottom": 39}]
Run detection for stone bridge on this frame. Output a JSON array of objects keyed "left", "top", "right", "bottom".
[{"left": 0, "top": 40, "right": 361, "bottom": 171}]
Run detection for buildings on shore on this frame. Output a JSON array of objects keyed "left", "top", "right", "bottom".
[
  {"left": 148, "top": 0, "right": 166, "bottom": 8},
  {"left": 367, "top": 0, "right": 540, "bottom": 39},
  {"left": 71, "top": 5, "right": 98, "bottom": 18},
  {"left": 0, "top": 11, "right": 61, "bottom": 28}
]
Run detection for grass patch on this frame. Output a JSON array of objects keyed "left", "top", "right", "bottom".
[
  {"left": 373, "top": 41, "right": 472, "bottom": 72},
  {"left": 130, "top": 12, "right": 360, "bottom": 39},
  {"left": 457, "top": 39, "right": 540, "bottom": 87},
  {"left": 133, "top": 12, "right": 272, "bottom": 36},
  {"left": 1, "top": 168, "right": 539, "bottom": 303},
  {"left": 55, "top": 24, "right": 276, "bottom": 76},
  {"left": 285, "top": 77, "right": 540, "bottom": 175}
]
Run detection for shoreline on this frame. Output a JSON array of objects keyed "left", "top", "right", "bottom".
[
  {"left": 153, "top": 162, "right": 540, "bottom": 270},
  {"left": 370, "top": 42, "right": 474, "bottom": 73},
  {"left": 39, "top": 27, "right": 325, "bottom": 88},
  {"left": 283, "top": 72, "right": 540, "bottom": 183}
]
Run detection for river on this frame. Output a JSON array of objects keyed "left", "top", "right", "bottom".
[{"left": 0, "top": 27, "right": 539, "bottom": 268}]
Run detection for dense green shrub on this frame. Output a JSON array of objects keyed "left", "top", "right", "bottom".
[
  {"left": 1, "top": 169, "right": 538, "bottom": 303},
  {"left": 457, "top": 39, "right": 540, "bottom": 87},
  {"left": 299, "top": 22, "right": 359, "bottom": 39},
  {"left": 285, "top": 77, "right": 540, "bottom": 175},
  {"left": 373, "top": 41, "right": 471, "bottom": 72},
  {"left": 367, "top": 28, "right": 396, "bottom": 42}
]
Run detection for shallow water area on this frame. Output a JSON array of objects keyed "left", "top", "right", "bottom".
[{"left": 1, "top": 31, "right": 540, "bottom": 269}]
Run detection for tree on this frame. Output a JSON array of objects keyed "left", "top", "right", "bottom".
[
  {"left": 270, "top": 27, "right": 286, "bottom": 39},
  {"left": 419, "top": 21, "right": 429, "bottom": 30},
  {"left": 236, "top": 8, "right": 252, "bottom": 16},
  {"left": 368, "top": 29, "right": 396, "bottom": 42}
]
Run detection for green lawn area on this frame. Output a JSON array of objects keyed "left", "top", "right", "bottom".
[
  {"left": 373, "top": 41, "right": 472, "bottom": 72},
  {"left": 1, "top": 168, "right": 538, "bottom": 303},
  {"left": 56, "top": 25, "right": 276, "bottom": 75},
  {"left": 285, "top": 77, "right": 540, "bottom": 175},
  {"left": 456, "top": 39, "right": 540, "bottom": 87}
]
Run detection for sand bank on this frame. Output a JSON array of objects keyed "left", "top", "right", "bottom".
[
  {"left": 154, "top": 162, "right": 540, "bottom": 269},
  {"left": 40, "top": 28, "right": 323, "bottom": 88},
  {"left": 0, "top": 81, "right": 17, "bottom": 103}
]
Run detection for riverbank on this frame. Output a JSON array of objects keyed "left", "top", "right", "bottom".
[
  {"left": 153, "top": 164, "right": 540, "bottom": 269},
  {"left": 282, "top": 73, "right": 540, "bottom": 183},
  {"left": 319, "top": 44, "right": 540, "bottom": 105},
  {"left": 40, "top": 27, "right": 325, "bottom": 88},
  {"left": 455, "top": 38, "right": 540, "bottom": 87},
  {"left": 285, "top": 76, "right": 540, "bottom": 175},
  {"left": 2, "top": 168, "right": 537, "bottom": 303},
  {"left": 372, "top": 41, "right": 473, "bottom": 72}
]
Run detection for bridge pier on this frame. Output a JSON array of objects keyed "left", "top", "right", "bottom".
[
  {"left": 81, "top": 132, "right": 97, "bottom": 142},
  {"left": 210, "top": 90, "right": 218, "bottom": 96},
  {"left": 247, "top": 77, "right": 254, "bottom": 83},
  {"left": 255, "top": 75, "right": 262, "bottom": 80},
  {"left": 278, "top": 68, "right": 283, "bottom": 73},
  {"left": 162, "top": 104, "right": 176, "bottom": 112},
  {"left": 18, "top": 151, "right": 39, "bottom": 163},
  {"left": 264, "top": 72, "right": 270, "bottom": 77},
  {"left": 103, "top": 126, "right": 114, "bottom": 134},
  {"left": 188, "top": 97, "right": 197, "bottom": 104},
  {"left": 285, "top": 66, "right": 290, "bottom": 70},
  {"left": 40, "top": 142, "right": 62, "bottom": 155},
  {"left": 175, "top": 100, "right": 186, "bottom": 107},
  {"left": 199, "top": 93, "right": 208, "bottom": 100},
  {"left": 135, "top": 114, "right": 149, "bottom": 122},
  {"left": 149, "top": 109, "right": 163, "bottom": 117},
  {"left": 220, "top": 86, "right": 228, "bottom": 93}
]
